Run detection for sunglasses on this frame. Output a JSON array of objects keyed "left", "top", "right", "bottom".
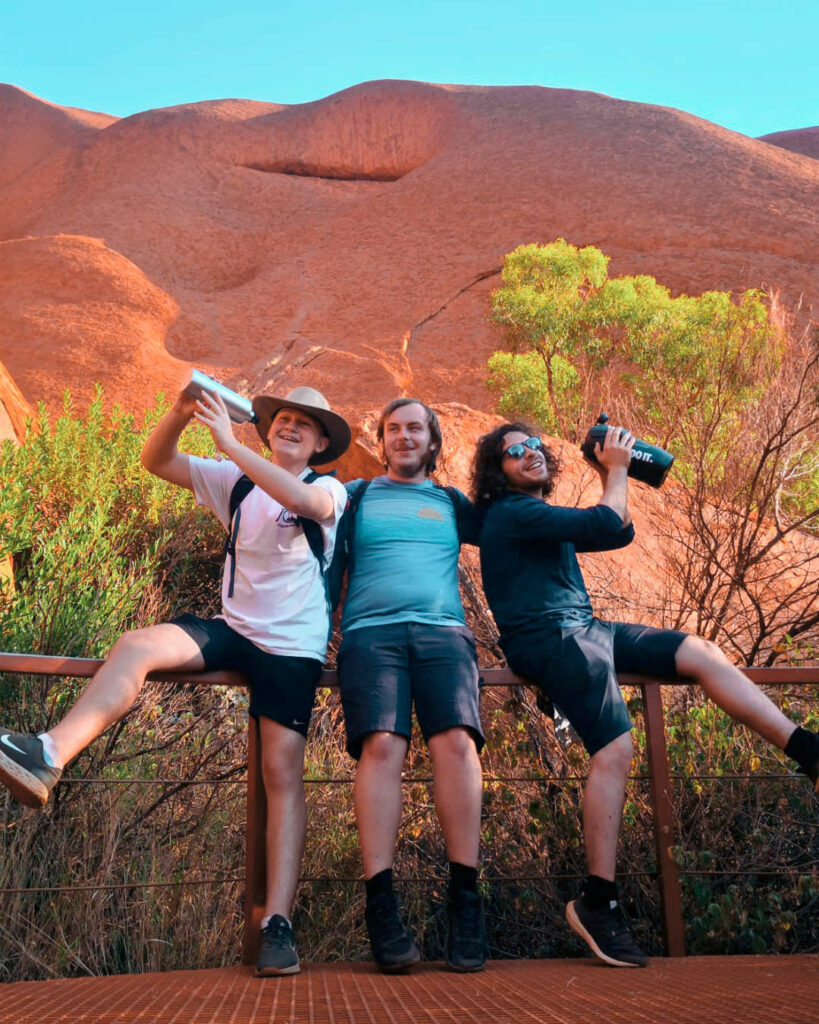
[{"left": 502, "top": 436, "right": 544, "bottom": 460}]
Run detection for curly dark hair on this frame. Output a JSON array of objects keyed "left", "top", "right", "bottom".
[
  {"left": 471, "top": 422, "right": 560, "bottom": 506},
  {"left": 376, "top": 397, "right": 442, "bottom": 475}
]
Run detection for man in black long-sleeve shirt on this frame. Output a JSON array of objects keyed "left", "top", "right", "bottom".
[{"left": 472, "top": 421, "right": 819, "bottom": 968}]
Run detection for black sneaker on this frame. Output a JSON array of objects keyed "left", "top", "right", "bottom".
[
  {"left": 365, "top": 892, "right": 420, "bottom": 973},
  {"left": 256, "top": 915, "right": 300, "bottom": 976},
  {"left": 0, "top": 732, "right": 62, "bottom": 808},
  {"left": 446, "top": 889, "right": 488, "bottom": 972},
  {"left": 566, "top": 895, "right": 649, "bottom": 968}
]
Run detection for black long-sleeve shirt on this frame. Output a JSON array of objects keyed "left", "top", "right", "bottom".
[{"left": 478, "top": 492, "right": 635, "bottom": 644}]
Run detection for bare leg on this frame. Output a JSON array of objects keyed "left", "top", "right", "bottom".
[
  {"left": 428, "top": 727, "right": 482, "bottom": 867},
  {"left": 675, "top": 637, "right": 796, "bottom": 749},
  {"left": 259, "top": 718, "right": 308, "bottom": 921},
  {"left": 47, "top": 624, "right": 205, "bottom": 766},
  {"left": 583, "top": 731, "right": 633, "bottom": 881},
  {"left": 354, "top": 732, "right": 408, "bottom": 877}
]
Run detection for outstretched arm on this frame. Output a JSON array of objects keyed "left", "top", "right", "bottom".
[
  {"left": 140, "top": 390, "right": 196, "bottom": 490},
  {"left": 194, "top": 390, "right": 335, "bottom": 521}
]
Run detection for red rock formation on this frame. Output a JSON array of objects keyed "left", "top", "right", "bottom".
[
  {"left": 1, "top": 79, "right": 817, "bottom": 425},
  {"left": 0, "top": 86, "right": 115, "bottom": 191},
  {"left": 758, "top": 127, "right": 819, "bottom": 161},
  {"left": 0, "top": 234, "right": 190, "bottom": 414},
  {"left": 0, "top": 357, "right": 33, "bottom": 444},
  {"left": 1, "top": 80, "right": 817, "bottom": 638}
]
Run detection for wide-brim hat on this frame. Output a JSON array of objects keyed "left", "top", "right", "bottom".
[{"left": 252, "top": 387, "right": 352, "bottom": 465}]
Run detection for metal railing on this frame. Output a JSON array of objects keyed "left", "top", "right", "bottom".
[{"left": 0, "top": 652, "right": 816, "bottom": 963}]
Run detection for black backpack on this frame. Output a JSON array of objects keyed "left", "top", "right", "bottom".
[
  {"left": 311, "top": 479, "right": 470, "bottom": 611},
  {"left": 224, "top": 475, "right": 471, "bottom": 614},
  {"left": 223, "top": 473, "right": 368, "bottom": 613}
]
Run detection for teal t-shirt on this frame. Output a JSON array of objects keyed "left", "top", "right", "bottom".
[{"left": 341, "top": 476, "right": 467, "bottom": 632}]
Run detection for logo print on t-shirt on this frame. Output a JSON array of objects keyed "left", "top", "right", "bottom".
[
  {"left": 276, "top": 508, "right": 299, "bottom": 528},
  {"left": 418, "top": 507, "right": 444, "bottom": 521}
]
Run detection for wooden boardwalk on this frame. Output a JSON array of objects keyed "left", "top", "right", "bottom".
[{"left": 2, "top": 956, "right": 817, "bottom": 1024}]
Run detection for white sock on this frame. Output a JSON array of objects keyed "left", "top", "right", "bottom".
[{"left": 37, "top": 733, "right": 63, "bottom": 770}]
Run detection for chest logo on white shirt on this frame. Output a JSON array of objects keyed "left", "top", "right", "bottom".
[{"left": 276, "top": 508, "right": 299, "bottom": 528}]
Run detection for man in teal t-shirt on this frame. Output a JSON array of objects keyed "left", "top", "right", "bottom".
[{"left": 338, "top": 398, "right": 487, "bottom": 974}]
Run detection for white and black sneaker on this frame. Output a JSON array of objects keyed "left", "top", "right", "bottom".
[
  {"left": 256, "top": 915, "right": 300, "bottom": 976},
  {"left": 0, "top": 732, "right": 62, "bottom": 808},
  {"left": 566, "top": 894, "right": 649, "bottom": 968}
]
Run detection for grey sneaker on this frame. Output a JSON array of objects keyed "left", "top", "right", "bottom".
[
  {"left": 256, "top": 915, "right": 300, "bottom": 976},
  {"left": 0, "top": 732, "right": 62, "bottom": 808},
  {"left": 365, "top": 892, "right": 420, "bottom": 973},
  {"left": 566, "top": 895, "right": 649, "bottom": 968},
  {"left": 446, "top": 889, "right": 488, "bottom": 972}
]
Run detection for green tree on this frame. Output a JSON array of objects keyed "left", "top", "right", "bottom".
[{"left": 488, "top": 239, "right": 783, "bottom": 461}]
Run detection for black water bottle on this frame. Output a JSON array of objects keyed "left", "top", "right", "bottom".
[{"left": 580, "top": 413, "right": 674, "bottom": 489}]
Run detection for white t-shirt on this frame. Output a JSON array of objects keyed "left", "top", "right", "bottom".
[{"left": 189, "top": 456, "right": 347, "bottom": 661}]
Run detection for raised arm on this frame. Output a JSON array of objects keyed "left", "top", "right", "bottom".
[
  {"left": 588, "top": 427, "right": 634, "bottom": 528},
  {"left": 139, "top": 390, "right": 196, "bottom": 490},
  {"left": 194, "top": 390, "right": 335, "bottom": 521}
]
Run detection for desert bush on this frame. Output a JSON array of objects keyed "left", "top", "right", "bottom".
[
  {"left": 0, "top": 390, "right": 247, "bottom": 979},
  {"left": 647, "top": 318, "right": 819, "bottom": 663}
]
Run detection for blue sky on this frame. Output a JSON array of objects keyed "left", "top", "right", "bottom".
[{"left": 3, "top": 1, "right": 816, "bottom": 137}]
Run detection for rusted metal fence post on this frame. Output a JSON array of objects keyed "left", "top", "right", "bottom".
[
  {"left": 241, "top": 715, "right": 267, "bottom": 965},
  {"left": 640, "top": 680, "right": 686, "bottom": 956}
]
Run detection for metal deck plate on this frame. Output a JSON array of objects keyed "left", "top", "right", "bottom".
[{"left": 2, "top": 957, "right": 818, "bottom": 1024}]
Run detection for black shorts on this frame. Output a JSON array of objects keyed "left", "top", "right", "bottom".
[
  {"left": 337, "top": 621, "right": 485, "bottom": 760},
  {"left": 171, "top": 614, "right": 322, "bottom": 737},
  {"left": 502, "top": 619, "right": 687, "bottom": 756}
]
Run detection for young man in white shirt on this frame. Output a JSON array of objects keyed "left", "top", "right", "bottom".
[{"left": 0, "top": 384, "right": 351, "bottom": 977}]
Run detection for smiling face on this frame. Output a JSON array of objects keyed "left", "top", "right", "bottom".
[
  {"left": 381, "top": 401, "right": 439, "bottom": 482},
  {"left": 266, "top": 406, "right": 328, "bottom": 468},
  {"left": 500, "top": 431, "right": 549, "bottom": 496}
]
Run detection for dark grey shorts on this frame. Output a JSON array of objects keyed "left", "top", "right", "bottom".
[
  {"left": 337, "top": 621, "right": 485, "bottom": 760},
  {"left": 502, "top": 619, "right": 687, "bottom": 756},
  {"left": 171, "top": 614, "right": 322, "bottom": 737}
]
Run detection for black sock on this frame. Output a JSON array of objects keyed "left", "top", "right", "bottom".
[
  {"left": 583, "top": 874, "right": 618, "bottom": 910},
  {"left": 365, "top": 868, "right": 394, "bottom": 902},
  {"left": 449, "top": 861, "right": 479, "bottom": 895},
  {"left": 784, "top": 726, "right": 819, "bottom": 774}
]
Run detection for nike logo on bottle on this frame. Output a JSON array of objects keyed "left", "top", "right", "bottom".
[{"left": 0, "top": 734, "right": 26, "bottom": 756}]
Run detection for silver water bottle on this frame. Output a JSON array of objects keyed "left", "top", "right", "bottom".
[{"left": 184, "top": 370, "right": 258, "bottom": 424}]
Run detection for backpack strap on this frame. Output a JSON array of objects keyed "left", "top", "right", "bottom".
[
  {"left": 299, "top": 477, "right": 370, "bottom": 602},
  {"left": 342, "top": 479, "right": 370, "bottom": 578},
  {"left": 296, "top": 470, "right": 347, "bottom": 635},
  {"left": 297, "top": 469, "right": 336, "bottom": 574},
  {"left": 435, "top": 483, "right": 480, "bottom": 546},
  {"left": 224, "top": 474, "right": 256, "bottom": 598}
]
